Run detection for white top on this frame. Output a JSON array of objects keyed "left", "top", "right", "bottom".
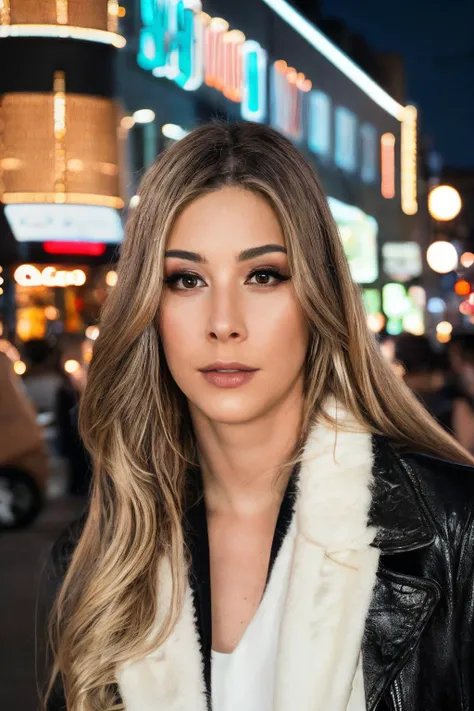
[{"left": 211, "top": 518, "right": 296, "bottom": 711}]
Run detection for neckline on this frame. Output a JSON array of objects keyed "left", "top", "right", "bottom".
[{"left": 184, "top": 463, "right": 300, "bottom": 685}]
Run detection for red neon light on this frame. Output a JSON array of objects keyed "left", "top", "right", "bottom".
[
  {"left": 381, "top": 134, "right": 396, "bottom": 199},
  {"left": 273, "top": 62, "right": 305, "bottom": 139},
  {"left": 204, "top": 20, "right": 244, "bottom": 103},
  {"left": 43, "top": 241, "right": 107, "bottom": 256}
]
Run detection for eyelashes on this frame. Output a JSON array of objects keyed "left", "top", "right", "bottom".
[{"left": 164, "top": 267, "right": 291, "bottom": 291}]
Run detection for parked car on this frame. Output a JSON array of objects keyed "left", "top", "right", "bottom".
[{"left": 0, "top": 351, "right": 51, "bottom": 529}]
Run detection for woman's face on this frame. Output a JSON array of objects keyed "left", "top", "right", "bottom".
[{"left": 157, "top": 186, "right": 309, "bottom": 426}]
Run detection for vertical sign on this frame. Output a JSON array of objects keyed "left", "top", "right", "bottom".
[
  {"left": 241, "top": 40, "right": 268, "bottom": 122},
  {"left": 401, "top": 105, "right": 418, "bottom": 215},
  {"left": 138, "top": 0, "right": 203, "bottom": 91}
]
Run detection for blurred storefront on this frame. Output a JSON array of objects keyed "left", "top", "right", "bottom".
[
  {"left": 116, "top": 0, "right": 423, "bottom": 336},
  {"left": 0, "top": 0, "right": 125, "bottom": 351}
]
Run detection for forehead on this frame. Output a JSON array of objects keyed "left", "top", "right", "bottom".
[{"left": 166, "top": 186, "right": 285, "bottom": 254}]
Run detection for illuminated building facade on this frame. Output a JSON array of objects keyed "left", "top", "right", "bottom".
[
  {"left": 0, "top": 0, "right": 422, "bottom": 343},
  {"left": 116, "top": 0, "right": 421, "bottom": 334},
  {"left": 0, "top": 0, "right": 125, "bottom": 342}
]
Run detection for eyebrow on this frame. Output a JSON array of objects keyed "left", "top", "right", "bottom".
[{"left": 164, "top": 244, "right": 287, "bottom": 263}]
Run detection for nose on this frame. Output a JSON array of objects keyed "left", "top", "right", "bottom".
[{"left": 206, "top": 286, "right": 247, "bottom": 343}]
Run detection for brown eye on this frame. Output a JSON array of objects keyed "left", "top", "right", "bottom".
[
  {"left": 254, "top": 271, "right": 272, "bottom": 285},
  {"left": 247, "top": 268, "right": 290, "bottom": 287},
  {"left": 181, "top": 275, "right": 199, "bottom": 289},
  {"left": 164, "top": 272, "right": 205, "bottom": 290}
]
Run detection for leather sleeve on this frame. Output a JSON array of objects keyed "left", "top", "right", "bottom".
[
  {"left": 455, "top": 515, "right": 474, "bottom": 709},
  {"left": 38, "top": 513, "right": 88, "bottom": 710}
]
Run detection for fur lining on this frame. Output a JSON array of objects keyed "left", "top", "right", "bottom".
[
  {"left": 275, "top": 400, "right": 379, "bottom": 710},
  {"left": 116, "top": 558, "right": 208, "bottom": 711},
  {"left": 116, "top": 403, "right": 379, "bottom": 710}
]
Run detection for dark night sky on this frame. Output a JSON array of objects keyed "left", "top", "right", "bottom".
[{"left": 320, "top": 0, "right": 474, "bottom": 169}]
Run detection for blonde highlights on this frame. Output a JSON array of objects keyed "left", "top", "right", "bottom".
[{"left": 44, "top": 121, "right": 473, "bottom": 711}]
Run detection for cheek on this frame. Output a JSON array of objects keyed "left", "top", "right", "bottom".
[
  {"left": 157, "top": 297, "right": 200, "bottom": 363},
  {"left": 252, "top": 297, "right": 309, "bottom": 363}
]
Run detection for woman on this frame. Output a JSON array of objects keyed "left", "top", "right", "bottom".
[{"left": 44, "top": 122, "right": 474, "bottom": 711}]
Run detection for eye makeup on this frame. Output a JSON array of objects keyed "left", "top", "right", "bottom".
[{"left": 164, "top": 266, "right": 291, "bottom": 291}]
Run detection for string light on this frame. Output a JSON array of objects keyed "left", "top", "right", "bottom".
[
  {"left": 56, "top": 0, "right": 68, "bottom": 25},
  {"left": 3, "top": 193, "right": 124, "bottom": 208},
  {"left": 0, "top": 0, "right": 10, "bottom": 25},
  {"left": 0, "top": 25, "right": 126, "bottom": 47},
  {"left": 107, "top": 0, "right": 119, "bottom": 33},
  {"left": 54, "top": 71, "right": 67, "bottom": 198}
]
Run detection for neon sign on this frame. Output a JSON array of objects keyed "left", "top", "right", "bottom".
[
  {"left": 138, "top": 0, "right": 203, "bottom": 90},
  {"left": 271, "top": 60, "right": 311, "bottom": 140},
  {"left": 137, "top": 0, "right": 267, "bottom": 120},
  {"left": 14, "top": 265, "right": 87, "bottom": 288}
]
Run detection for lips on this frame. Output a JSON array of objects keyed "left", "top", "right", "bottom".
[
  {"left": 199, "top": 361, "right": 258, "bottom": 373},
  {"left": 199, "top": 362, "right": 259, "bottom": 389}
]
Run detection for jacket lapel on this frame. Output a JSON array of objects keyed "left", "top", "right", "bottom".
[
  {"left": 275, "top": 402, "right": 380, "bottom": 711},
  {"left": 115, "top": 419, "right": 441, "bottom": 711},
  {"left": 362, "top": 436, "right": 440, "bottom": 710}
]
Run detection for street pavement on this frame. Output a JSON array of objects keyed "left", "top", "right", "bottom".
[{"left": 0, "top": 495, "right": 86, "bottom": 711}]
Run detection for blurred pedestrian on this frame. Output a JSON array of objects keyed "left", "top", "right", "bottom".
[
  {"left": 450, "top": 336, "right": 474, "bottom": 453},
  {"left": 0, "top": 351, "right": 50, "bottom": 527},
  {"left": 394, "top": 332, "right": 474, "bottom": 449},
  {"left": 56, "top": 381, "right": 91, "bottom": 497},
  {"left": 22, "top": 338, "right": 64, "bottom": 415}
]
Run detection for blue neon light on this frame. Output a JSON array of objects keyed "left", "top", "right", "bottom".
[
  {"left": 335, "top": 106, "right": 357, "bottom": 173},
  {"left": 308, "top": 91, "right": 331, "bottom": 157},
  {"left": 360, "top": 123, "right": 377, "bottom": 183},
  {"left": 138, "top": 0, "right": 202, "bottom": 90},
  {"left": 241, "top": 41, "right": 268, "bottom": 122}
]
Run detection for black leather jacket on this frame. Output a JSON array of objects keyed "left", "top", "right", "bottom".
[{"left": 44, "top": 435, "right": 474, "bottom": 710}]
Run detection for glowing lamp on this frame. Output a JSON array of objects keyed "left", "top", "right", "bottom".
[
  {"left": 133, "top": 109, "right": 155, "bottom": 124},
  {"left": 14, "top": 361, "right": 27, "bottom": 375},
  {"left": 459, "top": 301, "right": 474, "bottom": 316},
  {"left": 426, "top": 241, "right": 458, "bottom": 274},
  {"left": 85, "top": 326, "right": 100, "bottom": 341},
  {"left": 454, "top": 280, "right": 470, "bottom": 297},
  {"left": 436, "top": 321, "right": 453, "bottom": 337},
  {"left": 461, "top": 252, "right": 474, "bottom": 268},
  {"left": 106, "top": 271, "right": 118, "bottom": 287},
  {"left": 367, "top": 313, "right": 385, "bottom": 333},
  {"left": 428, "top": 185, "right": 462, "bottom": 222},
  {"left": 65, "top": 359, "right": 80, "bottom": 374}
]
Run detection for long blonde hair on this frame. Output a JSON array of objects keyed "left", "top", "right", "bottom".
[{"left": 44, "top": 121, "right": 473, "bottom": 710}]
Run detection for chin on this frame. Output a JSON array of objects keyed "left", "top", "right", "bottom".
[{"left": 191, "top": 392, "right": 268, "bottom": 425}]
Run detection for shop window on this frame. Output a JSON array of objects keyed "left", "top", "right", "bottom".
[
  {"left": 334, "top": 106, "right": 357, "bottom": 173},
  {"left": 308, "top": 91, "right": 331, "bottom": 158},
  {"left": 360, "top": 123, "right": 377, "bottom": 183}
]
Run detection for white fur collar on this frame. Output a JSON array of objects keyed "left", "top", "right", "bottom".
[{"left": 116, "top": 403, "right": 380, "bottom": 710}]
